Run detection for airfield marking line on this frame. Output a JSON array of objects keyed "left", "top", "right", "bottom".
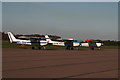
[
  {"left": 58, "top": 68, "right": 118, "bottom": 79},
  {"left": 3, "top": 59, "right": 116, "bottom": 72}
]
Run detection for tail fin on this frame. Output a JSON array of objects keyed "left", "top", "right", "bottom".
[
  {"left": 7, "top": 32, "right": 17, "bottom": 43},
  {"left": 45, "top": 35, "right": 52, "bottom": 42}
]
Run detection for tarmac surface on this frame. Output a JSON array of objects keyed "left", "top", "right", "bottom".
[{"left": 2, "top": 48, "right": 118, "bottom": 78}]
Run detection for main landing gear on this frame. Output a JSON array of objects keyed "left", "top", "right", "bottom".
[{"left": 66, "top": 46, "right": 74, "bottom": 50}]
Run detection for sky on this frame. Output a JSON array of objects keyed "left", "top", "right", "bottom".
[
  {"left": 119, "top": 2, "right": 120, "bottom": 40},
  {"left": 2, "top": 0, "right": 120, "bottom": 2},
  {"left": 0, "top": 2, "right": 1, "bottom": 32},
  {"left": 2, "top": 2, "right": 118, "bottom": 40}
]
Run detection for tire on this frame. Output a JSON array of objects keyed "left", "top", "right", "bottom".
[
  {"left": 32, "top": 47, "right": 35, "bottom": 49},
  {"left": 91, "top": 48, "right": 94, "bottom": 50}
]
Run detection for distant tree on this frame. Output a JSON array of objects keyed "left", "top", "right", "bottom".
[
  {"left": 102, "top": 40, "right": 118, "bottom": 46},
  {"left": 2, "top": 32, "right": 61, "bottom": 41},
  {"left": 49, "top": 35, "right": 61, "bottom": 40},
  {"left": 2, "top": 32, "right": 9, "bottom": 40}
]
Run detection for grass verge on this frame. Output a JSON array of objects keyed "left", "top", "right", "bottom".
[{"left": 2, "top": 41, "right": 119, "bottom": 49}]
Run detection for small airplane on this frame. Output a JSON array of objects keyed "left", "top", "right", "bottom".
[
  {"left": 45, "top": 35, "right": 103, "bottom": 50},
  {"left": 81, "top": 40, "right": 103, "bottom": 50},
  {"left": 7, "top": 32, "right": 48, "bottom": 49},
  {"left": 45, "top": 35, "right": 81, "bottom": 50}
]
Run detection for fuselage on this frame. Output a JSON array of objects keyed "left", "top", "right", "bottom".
[
  {"left": 47, "top": 40, "right": 81, "bottom": 47},
  {"left": 7, "top": 32, "right": 48, "bottom": 46},
  {"left": 81, "top": 42, "right": 102, "bottom": 47},
  {"left": 15, "top": 39, "right": 47, "bottom": 46}
]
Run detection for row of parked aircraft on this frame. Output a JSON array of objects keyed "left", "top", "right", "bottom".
[{"left": 7, "top": 32, "right": 103, "bottom": 50}]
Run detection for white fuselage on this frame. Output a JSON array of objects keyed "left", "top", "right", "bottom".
[
  {"left": 48, "top": 41, "right": 65, "bottom": 46},
  {"left": 15, "top": 39, "right": 47, "bottom": 46},
  {"left": 45, "top": 35, "right": 81, "bottom": 47},
  {"left": 81, "top": 42, "right": 102, "bottom": 47},
  {"left": 46, "top": 39, "right": 81, "bottom": 47},
  {"left": 7, "top": 32, "right": 48, "bottom": 46}
]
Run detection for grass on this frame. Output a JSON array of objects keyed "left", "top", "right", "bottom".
[
  {"left": 1, "top": 41, "right": 90, "bottom": 50},
  {"left": 2, "top": 41, "right": 66, "bottom": 49},
  {"left": 2, "top": 41, "right": 119, "bottom": 49},
  {"left": 2, "top": 41, "right": 31, "bottom": 49},
  {"left": 101, "top": 45, "right": 119, "bottom": 49}
]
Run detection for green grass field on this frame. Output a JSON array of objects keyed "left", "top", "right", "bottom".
[
  {"left": 2, "top": 41, "right": 119, "bottom": 49},
  {"left": 2, "top": 41, "right": 30, "bottom": 49},
  {"left": 101, "top": 45, "right": 119, "bottom": 49}
]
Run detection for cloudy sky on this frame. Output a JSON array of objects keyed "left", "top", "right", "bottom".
[{"left": 2, "top": 2, "right": 118, "bottom": 40}]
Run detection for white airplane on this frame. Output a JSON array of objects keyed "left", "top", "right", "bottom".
[
  {"left": 7, "top": 32, "right": 48, "bottom": 49},
  {"left": 45, "top": 35, "right": 81, "bottom": 50},
  {"left": 45, "top": 35, "right": 103, "bottom": 50},
  {"left": 81, "top": 40, "right": 103, "bottom": 50}
]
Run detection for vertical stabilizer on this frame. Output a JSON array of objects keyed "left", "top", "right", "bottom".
[
  {"left": 45, "top": 35, "right": 52, "bottom": 42},
  {"left": 7, "top": 32, "right": 17, "bottom": 43}
]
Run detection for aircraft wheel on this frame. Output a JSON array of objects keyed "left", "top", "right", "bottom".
[
  {"left": 32, "top": 47, "right": 35, "bottom": 49},
  {"left": 91, "top": 48, "right": 94, "bottom": 50}
]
